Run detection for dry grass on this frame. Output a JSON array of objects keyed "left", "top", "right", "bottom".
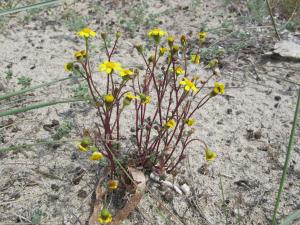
[{"left": 271, "top": 0, "right": 300, "bottom": 18}]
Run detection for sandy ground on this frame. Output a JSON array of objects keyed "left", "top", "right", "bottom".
[{"left": 0, "top": 0, "right": 300, "bottom": 224}]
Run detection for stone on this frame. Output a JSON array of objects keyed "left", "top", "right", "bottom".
[
  {"left": 226, "top": 108, "right": 233, "bottom": 114},
  {"left": 77, "top": 189, "right": 87, "bottom": 198},
  {"left": 274, "top": 96, "right": 281, "bottom": 101},
  {"left": 180, "top": 184, "right": 191, "bottom": 195},
  {"left": 162, "top": 191, "right": 174, "bottom": 203},
  {"left": 273, "top": 40, "right": 300, "bottom": 60},
  {"left": 254, "top": 130, "right": 262, "bottom": 139},
  {"left": 51, "top": 184, "right": 60, "bottom": 191}
]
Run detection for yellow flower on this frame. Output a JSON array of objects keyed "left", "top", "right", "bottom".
[
  {"left": 148, "top": 28, "right": 167, "bottom": 37},
  {"left": 64, "top": 63, "right": 74, "bottom": 72},
  {"left": 159, "top": 47, "right": 168, "bottom": 56},
  {"left": 108, "top": 180, "right": 119, "bottom": 190},
  {"left": 213, "top": 82, "right": 225, "bottom": 95},
  {"left": 180, "top": 35, "right": 187, "bottom": 46},
  {"left": 168, "top": 36, "right": 174, "bottom": 46},
  {"left": 199, "top": 31, "right": 207, "bottom": 43},
  {"left": 207, "top": 59, "right": 218, "bottom": 69},
  {"left": 175, "top": 66, "right": 185, "bottom": 76},
  {"left": 172, "top": 45, "right": 180, "bottom": 54},
  {"left": 115, "top": 31, "right": 121, "bottom": 39},
  {"left": 90, "top": 151, "right": 103, "bottom": 161},
  {"left": 99, "top": 61, "right": 122, "bottom": 74},
  {"left": 205, "top": 149, "right": 217, "bottom": 161},
  {"left": 104, "top": 94, "right": 115, "bottom": 103},
  {"left": 139, "top": 94, "right": 151, "bottom": 104},
  {"left": 77, "top": 136, "right": 92, "bottom": 152},
  {"left": 119, "top": 69, "right": 133, "bottom": 77},
  {"left": 77, "top": 27, "right": 96, "bottom": 38},
  {"left": 165, "top": 119, "right": 176, "bottom": 129},
  {"left": 74, "top": 50, "right": 87, "bottom": 60},
  {"left": 125, "top": 92, "right": 137, "bottom": 101},
  {"left": 179, "top": 78, "right": 199, "bottom": 93},
  {"left": 98, "top": 208, "right": 112, "bottom": 224},
  {"left": 78, "top": 144, "right": 88, "bottom": 152},
  {"left": 123, "top": 92, "right": 137, "bottom": 106},
  {"left": 186, "top": 118, "right": 195, "bottom": 126},
  {"left": 191, "top": 54, "right": 200, "bottom": 64}
]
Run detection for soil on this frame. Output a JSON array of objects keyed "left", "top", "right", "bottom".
[{"left": 0, "top": 0, "right": 300, "bottom": 225}]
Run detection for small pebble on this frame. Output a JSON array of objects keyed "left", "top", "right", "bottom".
[
  {"left": 180, "top": 184, "right": 191, "bottom": 195},
  {"left": 163, "top": 191, "right": 174, "bottom": 202},
  {"left": 226, "top": 108, "right": 233, "bottom": 114},
  {"left": 236, "top": 110, "right": 243, "bottom": 115},
  {"left": 257, "top": 145, "right": 269, "bottom": 151},
  {"left": 254, "top": 130, "right": 262, "bottom": 139},
  {"left": 48, "top": 194, "right": 59, "bottom": 201},
  {"left": 51, "top": 184, "right": 60, "bottom": 191},
  {"left": 217, "top": 119, "right": 223, "bottom": 125},
  {"left": 77, "top": 189, "right": 87, "bottom": 198},
  {"left": 274, "top": 96, "right": 281, "bottom": 101}
]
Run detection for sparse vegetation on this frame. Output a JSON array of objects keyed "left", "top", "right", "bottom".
[{"left": 0, "top": 0, "right": 299, "bottom": 225}]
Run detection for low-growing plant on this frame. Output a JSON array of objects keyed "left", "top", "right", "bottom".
[
  {"left": 17, "top": 75, "right": 32, "bottom": 89},
  {"left": 62, "top": 8, "right": 88, "bottom": 32},
  {"left": 117, "top": 2, "right": 160, "bottom": 37},
  {"left": 65, "top": 27, "right": 224, "bottom": 223},
  {"left": 4, "top": 69, "right": 13, "bottom": 82},
  {"left": 52, "top": 120, "right": 74, "bottom": 140}
]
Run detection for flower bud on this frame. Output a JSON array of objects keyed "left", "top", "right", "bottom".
[
  {"left": 168, "top": 36, "right": 174, "bottom": 47},
  {"left": 134, "top": 44, "right": 143, "bottom": 54},
  {"left": 115, "top": 31, "right": 121, "bottom": 39},
  {"left": 101, "top": 32, "right": 107, "bottom": 40},
  {"left": 172, "top": 45, "right": 180, "bottom": 54},
  {"left": 180, "top": 35, "right": 187, "bottom": 46}
]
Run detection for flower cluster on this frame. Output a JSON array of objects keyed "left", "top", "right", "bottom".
[
  {"left": 77, "top": 136, "right": 104, "bottom": 161},
  {"left": 66, "top": 28, "right": 224, "bottom": 210}
]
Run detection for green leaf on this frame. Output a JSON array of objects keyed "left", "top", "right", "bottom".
[
  {"left": 0, "top": 98, "right": 85, "bottom": 118},
  {"left": 31, "top": 209, "right": 43, "bottom": 225},
  {"left": 0, "top": 77, "right": 71, "bottom": 101},
  {"left": 0, "top": 0, "right": 60, "bottom": 17},
  {"left": 0, "top": 139, "right": 75, "bottom": 153},
  {"left": 280, "top": 209, "right": 300, "bottom": 225}
]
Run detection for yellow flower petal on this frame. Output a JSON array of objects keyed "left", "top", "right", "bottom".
[
  {"left": 99, "top": 61, "right": 122, "bottom": 74},
  {"left": 175, "top": 66, "right": 185, "bottom": 75},
  {"left": 184, "top": 86, "right": 190, "bottom": 92},
  {"left": 165, "top": 119, "right": 176, "bottom": 129},
  {"left": 119, "top": 69, "right": 133, "bottom": 77},
  {"left": 205, "top": 149, "right": 217, "bottom": 161},
  {"left": 77, "top": 27, "right": 96, "bottom": 38},
  {"left": 108, "top": 180, "right": 119, "bottom": 190},
  {"left": 78, "top": 144, "right": 88, "bottom": 152},
  {"left": 125, "top": 92, "right": 136, "bottom": 101},
  {"left": 98, "top": 208, "right": 112, "bottom": 224},
  {"left": 186, "top": 118, "right": 195, "bottom": 126},
  {"left": 148, "top": 28, "right": 167, "bottom": 37},
  {"left": 90, "top": 152, "right": 103, "bottom": 160},
  {"left": 104, "top": 94, "right": 115, "bottom": 103},
  {"left": 213, "top": 82, "right": 225, "bottom": 95},
  {"left": 191, "top": 54, "right": 200, "bottom": 64}
]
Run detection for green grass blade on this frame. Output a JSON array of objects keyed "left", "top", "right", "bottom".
[
  {"left": 0, "top": 139, "right": 77, "bottom": 153},
  {"left": 0, "top": 0, "right": 60, "bottom": 16},
  {"left": 271, "top": 89, "right": 300, "bottom": 225},
  {"left": 0, "top": 77, "right": 71, "bottom": 101},
  {"left": 0, "top": 98, "right": 84, "bottom": 118},
  {"left": 280, "top": 209, "right": 300, "bottom": 225}
]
